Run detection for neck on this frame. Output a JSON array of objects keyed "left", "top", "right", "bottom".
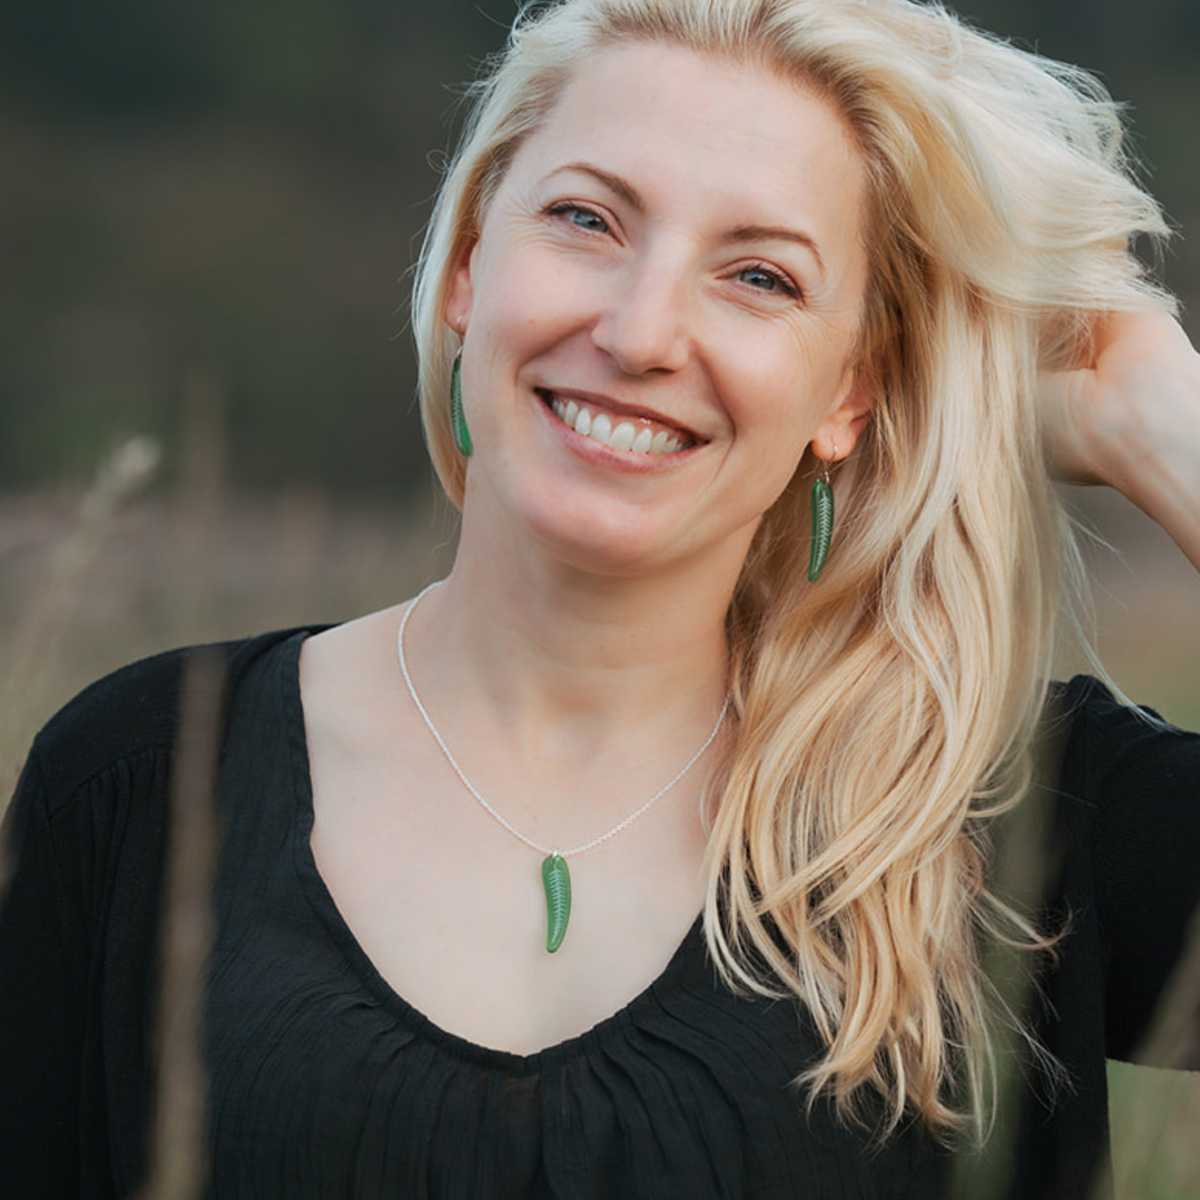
[{"left": 406, "top": 522, "right": 742, "bottom": 765}]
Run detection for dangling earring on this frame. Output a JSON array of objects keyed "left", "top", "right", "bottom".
[
  {"left": 450, "top": 320, "right": 472, "bottom": 458},
  {"left": 808, "top": 451, "right": 835, "bottom": 582}
]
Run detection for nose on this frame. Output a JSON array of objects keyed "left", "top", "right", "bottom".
[{"left": 590, "top": 253, "right": 691, "bottom": 376}]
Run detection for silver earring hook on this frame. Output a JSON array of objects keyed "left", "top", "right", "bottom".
[{"left": 820, "top": 440, "right": 838, "bottom": 485}]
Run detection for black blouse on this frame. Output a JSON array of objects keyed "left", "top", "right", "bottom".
[{"left": 1, "top": 629, "right": 1197, "bottom": 1198}]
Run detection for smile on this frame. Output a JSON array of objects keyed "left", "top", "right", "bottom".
[{"left": 543, "top": 393, "right": 693, "bottom": 455}]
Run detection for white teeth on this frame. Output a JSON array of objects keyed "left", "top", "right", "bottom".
[
  {"left": 609, "top": 422, "right": 636, "bottom": 451},
  {"left": 590, "top": 413, "right": 612, "bottom": 445},
  {"left": 547, "top": 394, "right": 689, "bottom": 456}
]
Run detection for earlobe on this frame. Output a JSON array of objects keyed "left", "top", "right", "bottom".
[{"left": 813, "top": 379, "right": 875, "bottom": 462}]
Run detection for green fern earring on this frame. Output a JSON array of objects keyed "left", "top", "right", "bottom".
[
  {"left": 450, "top": 351, "right": 472, "bottom": 458},
  {"left": 808, "top": 455, "right": 835, "bottom": 582}
]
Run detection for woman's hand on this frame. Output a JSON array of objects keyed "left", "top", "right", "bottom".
[{"left": 1040, "top": 308, "right": 1200, "bottom": 572}]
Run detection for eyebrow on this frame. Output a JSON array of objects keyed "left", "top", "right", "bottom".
[
  {"left": 548, "top": 161, "right": 826, "bottom": 278},
  {"left": 552, "top": 162, "right": 645, "bottom": 212},
  {"left": 726, "top": 224, "right": 825, "bottom": 278}
]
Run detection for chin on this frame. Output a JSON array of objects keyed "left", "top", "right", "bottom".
[
  {"left": 527, "top": 516, "right": 675, "bottom": 579},
  {"left": 522, "top": 496, "right": 758, "bottom": 585}
]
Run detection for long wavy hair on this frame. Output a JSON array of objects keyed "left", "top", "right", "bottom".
[{"left": 410, "top": 0, "right": 1173, "bottom": 1135}]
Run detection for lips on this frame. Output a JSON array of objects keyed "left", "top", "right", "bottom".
[{"left": 538, "top": 390, "right": 696, "bottom": 456}]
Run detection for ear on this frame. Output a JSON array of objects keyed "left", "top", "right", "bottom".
[
  {"left": 810, "top": 375, "right": 874, "bottom": 462},
  {"left": 443, "top": 237, "right": 479, "bottom": 333}
]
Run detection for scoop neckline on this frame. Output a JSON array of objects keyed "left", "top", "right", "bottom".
[{"left": 280, "top": 629, "right": 710, "bottom": 1075}]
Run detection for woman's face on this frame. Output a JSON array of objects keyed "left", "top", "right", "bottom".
[{"left": 447, "top": 42, "right": 871, "bottom": 580}]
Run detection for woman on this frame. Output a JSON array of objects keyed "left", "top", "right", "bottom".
[{"left": 2, "top": 0, "right": 1198, "bottom": 1196}]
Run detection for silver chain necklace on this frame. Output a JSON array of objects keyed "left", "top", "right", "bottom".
[{"left": 396, "top": 581, "right": 729, "bottom": 954}]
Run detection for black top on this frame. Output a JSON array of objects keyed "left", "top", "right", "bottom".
[{"left": 1, "top": 629, "right": 1198, "bottom": 1199}]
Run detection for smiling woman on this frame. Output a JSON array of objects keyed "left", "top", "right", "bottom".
[
  {"left": 2, "top": 1, "right": 1200, "bottom": 1198},
  {"left": 440, "top": 43, "right": 869, "bottom": 579}
]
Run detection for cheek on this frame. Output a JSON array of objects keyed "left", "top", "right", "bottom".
[
  {"left": 715, "top": 361, "right": 811, "bottom": 490},
  {"left": 473, "top": 259, "right": 590, "bottom": 361},
  {"left": 719, "top": 333, "right": 849, "bottom": 440}
]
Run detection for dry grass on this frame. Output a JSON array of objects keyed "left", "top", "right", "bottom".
[{"left": 0, "top": 479, "right": 457, "bottom": 799}]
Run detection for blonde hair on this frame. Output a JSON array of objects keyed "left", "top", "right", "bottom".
[{"left": 411, "top": 0, "right": 1174, "bottom": 1135}]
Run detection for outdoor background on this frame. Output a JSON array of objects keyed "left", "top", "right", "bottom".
[{"left": 1, "top": 1, "right": 1198, "bottom": 1195}]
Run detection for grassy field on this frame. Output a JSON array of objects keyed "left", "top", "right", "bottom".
[{"left": 1, "top": 459, "right": 1197, "bottom": 1196}]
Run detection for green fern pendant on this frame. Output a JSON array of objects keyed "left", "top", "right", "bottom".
[
  {"left": 808, "top": 477, "right": 834, "bottom": 582},
  {"left": 541, "top": 853, "right": 571, "bottom": 953},
  {"left": 450, "top": 354, "right": 472, "bottom": 458}
]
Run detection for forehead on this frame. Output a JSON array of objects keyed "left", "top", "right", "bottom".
[{"left": 499, "top": 41, "right": 866, "bottom": 262}]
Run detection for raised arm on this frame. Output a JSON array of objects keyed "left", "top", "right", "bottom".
[{"left": 1041, "top": 308, "right": 1200, "bottom": 572}]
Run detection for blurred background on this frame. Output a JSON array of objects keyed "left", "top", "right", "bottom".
[{"left": 0, "top": 1, "right": 1197, "bottom": 1194}]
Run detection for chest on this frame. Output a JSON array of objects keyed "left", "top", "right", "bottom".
[{"left": 306, "top": 736, "right": 711, "bottom": 1054}]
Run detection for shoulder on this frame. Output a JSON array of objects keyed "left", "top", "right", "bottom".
[
  {"left": 1041, "top": 673, "right": 1198, "bottom": 864},
  {"left": 1046, "top": 674, "right": 1199, "bottom": 802},
  {"left": 26, "top": 627, "right": 326, "bottom": 814},
  {"left": 1040, "top": 676, "right": 1200, "bottom": 1057}
]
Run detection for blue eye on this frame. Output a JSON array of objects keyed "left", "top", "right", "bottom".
[
  {"left": 572, "top": 208, "right": 608, "bottom": 232},
  {"left": 738, "top": 264, "right": 799, "bottom": 298},
  {"left": 547, "top": 203, "right": 610, "bottom": 233}
]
